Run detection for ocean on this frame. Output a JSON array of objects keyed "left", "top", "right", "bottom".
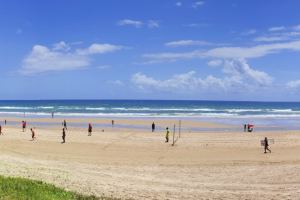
[{"left": 0, "top": 100, "right": 300, "bottom": 129}]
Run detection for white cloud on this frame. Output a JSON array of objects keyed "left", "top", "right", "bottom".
[
  {"left": 76, "top": 43, "right": 123, "bottom": 55},
  {"left": 192, "top": 1, "right": 205, "bottom": 8},
  {"left": 118, "top": 19, "right": 160, "bottom": 29},
  {"left": 53, "top": 41, "right": 71, "bottom": 51},
  {"left": 108, "top": 80, "right": 124, "bottom": 86},
  {"left": 20, "top": 42, "right": 123, "bottom": 75},
  {"left": 223, "top": 59, "right": 272, "bottom": 86},
  {"left": 165, "top": 40, "right": 212, "bottom": 47},
  {"left": 132, "top": 59, "right": 272, "bottom": 93},
  {"left": 143, "top": 40, "right": 300, "bottom": 62},
  {"left": 292, "top": 24, "right": 300, "bottom": 31},
  {"left": 148, "top": 20, "right": 160, "bottom": 28},
  {"left": 21, "top": 45, "right": 89, "bottom": 75},
  {"left": 287, "top": 80, "right": 300, "bottom": 90},
  {"left": 268, "top": 26, "right": 286, "bottom": 32},
  {"left": 208, "top": 59, "right": 223, "bottom": 67},
  {"left": 254, "top": 36, "right": 288, "bottom": 42},
  {"left": 175, "top": 2, "right": 182, "bottom": 7},
  {"left": 118, "top": 19, "right": 143, "bottom": 28}
]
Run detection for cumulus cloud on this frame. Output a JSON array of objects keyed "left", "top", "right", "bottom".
[
  {"left": 223, "top": 59, "right": 272, "bottom": 86},
  {"left": 118, "top": 19, "right": 143, "bottom": 28},
  {"left": 76, "top": 43, "right": 123, "bottom": 55},
  {"left": 21, "top": 45, "right": 89, "bottom": 75},
  {"left": 165, "top": 40, "right": 212, "bottom": 47},
  {"left": 20, "top": 42, "right": 123, "bottom": 75},
  {"left": 132, "top": 59, "right": 272, "bottom": 94},
  {"left": 53, "top": 41, "right": 71, "bottom": 51}
]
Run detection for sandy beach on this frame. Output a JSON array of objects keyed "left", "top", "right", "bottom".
[{"left": 0, "top": 117, "right": 299, "bottom": 199}]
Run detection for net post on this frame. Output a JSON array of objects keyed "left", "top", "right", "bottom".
[{"left": 172, "top": 124, "right": 176, "bottom": 146}]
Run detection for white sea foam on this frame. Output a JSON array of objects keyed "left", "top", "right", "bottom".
[
  {"left": 225, "top": 109, "right": 263, "bottom": 113},
  {"left": 85, "top": 107, "right": 106, "bottom": 110},
  {"left": 0, "top": 106, "right": 32, "bottom": 110}
]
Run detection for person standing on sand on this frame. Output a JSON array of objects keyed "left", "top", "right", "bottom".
[
  {"left": 51, "top": 112, "right": 54, "bottom": 118},
  {"left": 22, "top": 121, "right": 25, "bottom": 132},
  {"left": 30, "top": 128, "right": 35, "bottom": 141},
  {"left": 0, "top": 125, "right": 2, "bottom": 135},
  {"left": 63, "top": 120, "right": 67, "bottom": 130},
  {"left": 62, "top": 128, "right": 66, "bottom": 143},
  {"left": 264, "top": 137, "right": 271, "bottom": 153},
  {"left": 112, "top": 120, "right": 114, "bottom": 128},
  {"left": 165, "top": 127, "right": 169, "bottom": 143},
  {"left": 4, "top": 120, "right": 6, "bottom": 125},
  {"left": 244, "top": 124, "right": 247, "bottom": 132},
  {"left": 152, "top": 122, "right": 155, "bottom": 132},
  {"left": 88, "top": 123, "right": 92, "bottom": 136}
]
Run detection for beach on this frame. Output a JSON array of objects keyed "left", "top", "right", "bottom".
[{"left": 0, "top": 117, "right": 299, "bottom": 199}]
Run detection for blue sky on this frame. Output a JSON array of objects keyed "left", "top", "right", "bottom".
[{"left": 1, "top": 0, "right": 300, "bottom": 101}]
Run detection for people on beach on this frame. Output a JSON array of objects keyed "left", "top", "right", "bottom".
[
  {"left": 22, "top": 121, "right": 26, "bottom": 132},
  {"left": 0, "top": 125, "right": 2, "bottom": 135},
  {"left": 30, "top": 128, "right": 35, "bottom": 140},
  {"left": 51, "top": 112, "right": 54, "bottom": 118},
  {"left": 244, "top": 124, "right": 247, "bottom": 132},
  {"left": 264, "top": 137, "right": 271, "bottom": 153},
  {"left": 165, "top": 127, "right": 169, "bottom": 143},
  {"left": 112, "top": 120, "right": 114, "bottom": 128},
  {"left": 62, "top": 128, "right": 66, "bottom": 143},
  {"left": 4, "top": 120, "right": 6, "bottom": 125},
  {"left": 152, "top": 122, "right": 155, "bottom": 132},
  {"left": 247, "top": 124, "right": 254, "bottom": 132},
  {"left": 88, "top": 123, "right": 92, "bottom": 136},
  {"left": 63, "top": 120, "right": 67, "bottom": 130}
]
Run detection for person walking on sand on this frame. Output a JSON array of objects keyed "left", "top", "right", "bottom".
[
  {"left": 4, "top": 120, "right": 6, "bottom": 125},
  {"left": 0, "top": 125, "right": 2, "bottom": 135},
  {"left": 244, "top": 124, "right": 247, "bottom": 132},
  {"left": 63, "top": 120, "right": 67, "bottom": 130},
  {"left": 30, "top": 128, "right": 36, "bottom": 141},
  {"left": 165, "top": 127, "right": 169, "bottom": 143},
  {"left": 22, "top": 121, "right": 25, "bottom": 132},
  {"left": 112, "top": 120, "right": 114, "bottom": 128},
  {"left": 88, "top": 123, "right": 92, "bottom": 136},
  {"left": 264, "top": 137, "right": 271, "bottom": 153},
  {"left": 152, "top": 122, "right": 155, "bottom": 132},
  {"left": 62, "top": 128, "right": 66, "bottom": 143}
]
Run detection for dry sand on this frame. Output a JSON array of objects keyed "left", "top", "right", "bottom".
[{"left": 0, "top": 117, "right": 299, "bottom": 199}]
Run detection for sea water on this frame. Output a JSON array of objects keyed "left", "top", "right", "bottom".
[{"left": 0, "top": 100, "right": 300, "bottom": 130}]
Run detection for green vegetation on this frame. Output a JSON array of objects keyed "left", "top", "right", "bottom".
[{"left": 0, "top": 175, "right": 116, "bottom": 200}]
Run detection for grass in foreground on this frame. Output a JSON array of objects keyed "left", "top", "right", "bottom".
[{"left": 0, "top": 175, "right": 117, "bottom": 200}]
